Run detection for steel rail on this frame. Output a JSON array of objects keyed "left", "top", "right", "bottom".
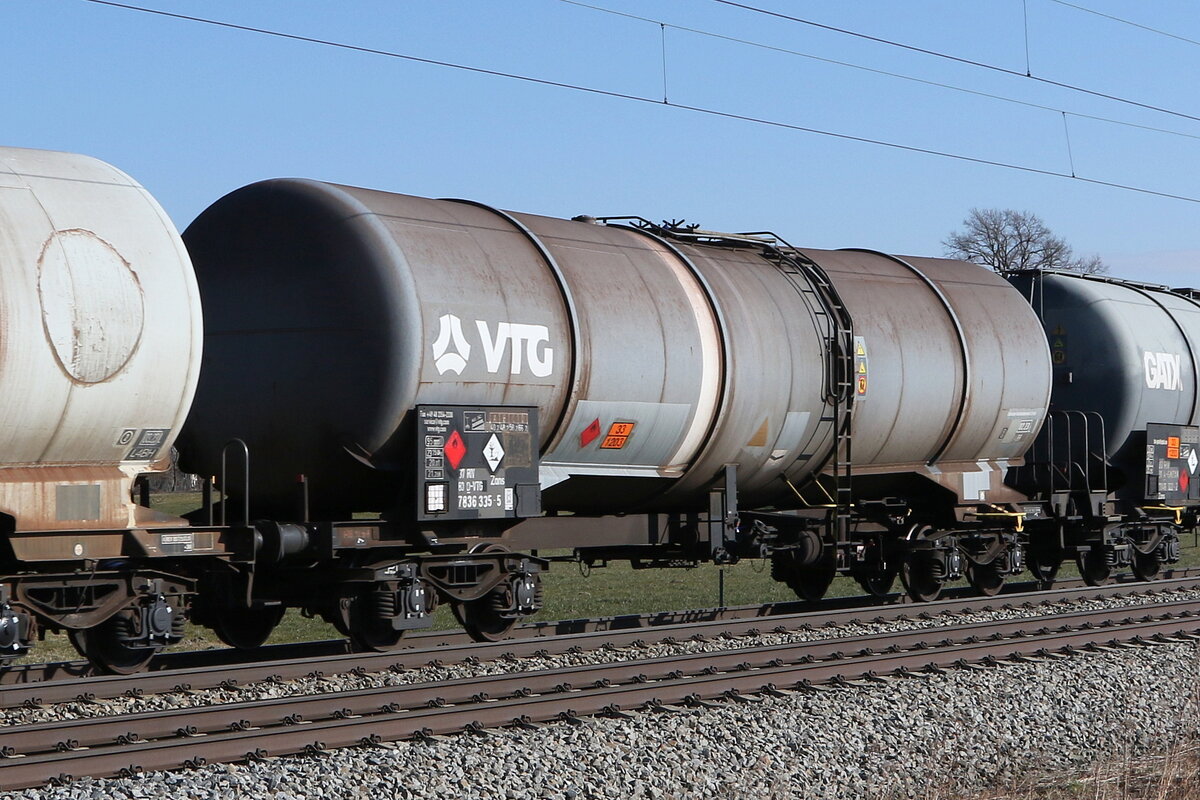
[
  {"left": 5, "top": 598, "right": 1199, "bottom": 757},
  {"left": 3, "top": 606, "right": 1198, "bottom": 790},
  {"left": 8, "top": 566, "right": 1195, "bottom": 690},
  {"left": 4, "top": 575, "right": 1199, "bottom": 709}
]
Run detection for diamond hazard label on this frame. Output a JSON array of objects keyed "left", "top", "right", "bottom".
[
  {"left": 443, "top": 430, "right": 467, "bottom": 470},
  {"left": 483, "top": 434, "right": 505, "bottom": 473},
  {"left": 580, "top": 418, "right": 602, "bottom": 448},
  {"left": 1189, "top": 448, "right": 1198, "bottom": 475}
]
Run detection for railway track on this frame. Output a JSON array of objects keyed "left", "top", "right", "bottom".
[
  {"left": 2, "top": 595, "right": 1198, "bottom": 789},
  {"left": 6, "top": 568, "right": 1176, "bottom": 692},
  {"left": 4, "top": 573, "right": 1199, "bottom": 709}
]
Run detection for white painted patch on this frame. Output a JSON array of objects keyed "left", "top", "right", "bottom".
[
  {"left": 657, "top": 250, "right": 722, "bottom": 471},
  {"left": 38, "top": 229, "right": 145, "bottom": 384},
  {"left": 961, "top": 462, "right": 994, "bottom": 501}
]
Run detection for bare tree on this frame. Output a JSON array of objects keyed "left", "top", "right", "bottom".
[{"left": 943, "top": 208, "right": 1107, "bottom": 275}]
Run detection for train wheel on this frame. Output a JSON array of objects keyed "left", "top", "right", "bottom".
[
  {"left": 900, "top": 554, "right": 943, "bottom": 602},
  {"left": 1027, "top": 557, "right": 1061, "bottom": 587},
  {"left": 455, "top": 596, "right": 516, "bottom": 642},
  {"left": 1131, "top": 551, "right": 1162, "bottom": 581},
  {"left": 965, "top": 561, "right": 1006, "bottom": 597},
  {"left": 349, "top": 619, "right": 405, "bottom": 652},
  {"left": 853, "top": 569, "right": 897, "bottom": 598},
  {"left": 213, "top": 606, "right": 286, "bottom": 650},
  {"left": 348, "top": 591, "right": 407, "bottom": 652},
  {"left": 772, "top": 550, "right": 836, "bottom": 602},
  {"left": 792, "top": 559, "right": 837, "bottom": 602},
  {"left": 69, "top": 615, "right": 158, "bottom": 675},
  {"left": 1076, "top": 549, "right": 1111, "bottom": 586}
]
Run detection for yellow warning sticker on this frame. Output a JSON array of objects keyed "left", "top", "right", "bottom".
[
  {"left": 746, "top": 418, "right": 769, "bottom": 448},
  {"left": 853, "top": 335, "right": 868, "bottom": 395}
]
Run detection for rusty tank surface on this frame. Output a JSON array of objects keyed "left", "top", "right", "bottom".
[
  {"left": 811, "top": 251, "right": 1052, "bottom": 504},
  {"left": 178, "top": 180, "right": 1050, "bottom": 518},
  {"left": 0, "top": 146, "right": 203, "bottom": 533}
]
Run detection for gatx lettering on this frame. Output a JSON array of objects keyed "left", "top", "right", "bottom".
[
  {"left": 1144, "top": 351, "right": 1184, "bottom": 391},
  {"left": 431, "top": 314, "right": 554, "bottom": 378}
]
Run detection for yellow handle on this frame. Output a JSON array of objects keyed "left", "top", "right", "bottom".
[
  {"left": 971, "top": 511, "right": 1025, "bottom": 533},
  {"left": 1144, "top": 505, "right": 1185, "bottom": 525}
]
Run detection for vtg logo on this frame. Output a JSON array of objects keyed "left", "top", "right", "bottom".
[
  {"left": 1144, "top": 351, "right": 1184, "bottom": 391},
  {"left": 431, "top": 314, "right": 555, "bottom": 378}
]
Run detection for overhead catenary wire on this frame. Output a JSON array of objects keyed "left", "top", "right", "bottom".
[
  {"left": 80, "top": 0, "right": 1200, "bottom": 206},
  {"left": 709, "top": 0, "right": 1200, "bottom": 126},
  {"left": 556, "top": 0, "right": 1200, "bottom": 144},
  {"left": 1047, "top": 0, "right": 1200, "bottom": 49}
]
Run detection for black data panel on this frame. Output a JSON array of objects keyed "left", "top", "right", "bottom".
[
  {"left": 1144, "top": 423, "right": 1200, "bottom": 504},
  {"left": 416, "top": 405, "right": 541, "bottom": 522}
]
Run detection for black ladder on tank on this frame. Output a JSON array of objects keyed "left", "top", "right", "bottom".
[
  {"left": 759, "top": 242, "right": 855, "bottom": 539},
  {"left": 588, "top": 217, "right": 857, "bottom": 538}
]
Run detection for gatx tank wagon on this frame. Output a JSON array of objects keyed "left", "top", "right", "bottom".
[{"left": 0, "top": 145, "right": 1194, "bottom": 672}]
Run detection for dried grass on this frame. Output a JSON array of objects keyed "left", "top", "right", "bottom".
[
  {"left": 961, "top": 740, "right": 1200, "bottom": 800},
  {"left": 948, "top": 682, "right": 1200, "bottom": 800}
]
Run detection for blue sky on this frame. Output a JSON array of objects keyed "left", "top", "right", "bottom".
[{"left": 6, "top": 1, "right": 1200, "bottom": 284}]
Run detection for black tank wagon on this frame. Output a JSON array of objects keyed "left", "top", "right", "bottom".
[{"left": 1008, "top": 270, "right": 1199, "bottom": 585}]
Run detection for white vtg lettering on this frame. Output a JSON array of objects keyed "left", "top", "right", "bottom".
[
  {"left": 431, "top": 314, "right": 554, "bottom": 378},
  {"left": 1144, "top": 351, "right": 1184, "bottom": 391},
  {"left": 476, "top": 321, "right": 554, "bottom": 378}
]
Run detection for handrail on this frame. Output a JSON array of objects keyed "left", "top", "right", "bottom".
[
  {"left": 1017, "top": 409, "right": 1108, "bottom": 494},
  {"left": 219, "top": 439, "right": 250, "bottom": 527}
]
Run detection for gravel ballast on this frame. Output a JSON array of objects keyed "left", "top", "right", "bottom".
[
  {"left": 5, "top": 587, "right": 1200, "bottom": 728},
  {"left": 4, "top": 596, "right": 1200, "bottom": 798}
]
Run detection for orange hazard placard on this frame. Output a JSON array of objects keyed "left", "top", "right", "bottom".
[
  {"left": 1169, "top": 436, "right": 1181, "bottom": 460},
  {"left": 600, "top": 421, "right": 636, "bottom": 449}
]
